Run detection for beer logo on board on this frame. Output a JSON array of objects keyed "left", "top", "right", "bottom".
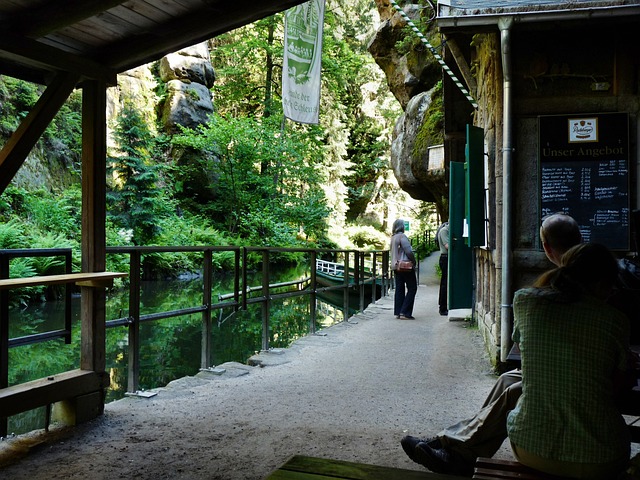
[{"left": 568, "top": 118, "right": 598, "bottom": 143}]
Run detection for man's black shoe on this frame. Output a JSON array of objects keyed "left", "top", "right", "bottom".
[
  {"left": 439, "top": 309, "right": 448, "bottom": 316},
  {"left": 414, "top": 443, "right": 474, "bottom": 477},
  {"left": 400, "top": 435, "right": 441, "bottom": 463}
]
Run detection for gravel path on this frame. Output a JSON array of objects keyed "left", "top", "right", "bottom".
[{"left": 0, "top": 254, "right": 508, "bottom": 479}]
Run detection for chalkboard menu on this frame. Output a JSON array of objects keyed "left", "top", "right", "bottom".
[{"left": 539, "top": 113, "right": 629, "bottom": 250}]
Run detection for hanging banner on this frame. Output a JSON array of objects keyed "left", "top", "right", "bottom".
[{"left": 282, "top": 0, "right": 324, "bottom": 124}]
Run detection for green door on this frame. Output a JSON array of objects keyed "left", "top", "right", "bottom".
[
  {"left": 465, "top": 125, "right": 486, "bottom": 247},
  {"left": 448, "top": 162, "right": 473, "bottom": 309}
]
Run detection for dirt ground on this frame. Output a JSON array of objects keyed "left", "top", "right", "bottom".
[{"left": 0, "top": 255, "right": 510, "bottom": 479}]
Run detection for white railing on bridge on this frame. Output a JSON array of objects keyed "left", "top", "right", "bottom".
[
  {"left": 316, "top": 259, "right": 344, "bottom": 277},
  {"left": 316, "top": 259, "right": 378, "bottom": 278}
]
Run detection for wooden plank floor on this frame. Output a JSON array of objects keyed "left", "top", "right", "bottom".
[{"left": 265, "top": 455, "right": 469, "bottom": 479}]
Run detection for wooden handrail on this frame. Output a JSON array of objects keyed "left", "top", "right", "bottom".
[{"left": 0, "top": 272, "right": 127, "bottom": 290}]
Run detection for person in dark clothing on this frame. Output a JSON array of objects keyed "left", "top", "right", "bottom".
[
  {"left": 436, "top": 222, "right": 450, "bottom": 316},
  {"left": 390, "top": 219, "right": 417, "bottom": 319}
]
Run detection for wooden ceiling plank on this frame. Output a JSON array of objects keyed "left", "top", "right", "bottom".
[
  {"left": 123, "top": 1, "right": 175, "bottom": 23},
  {"left": 0, "top": 0, "right": 30, "bottom": 12},
  {"left": 92, "top": 11, "right": 142, "bottom": 35},
  {"left": 142, "top": 0, "right": 191, "bottom": 16},
  {"left": 169, "top": 0, "right": 210, "bottom": 10},
  {"left": 0, "top": 71, "right": 80, "bottom": 196},
  {"left": 7, "top": 0, "right": 130, "bottom": 38},
  {"left": 101, "top": 0, "right": 308, "bottom": 72},
  {"left": 58, "top": 22, "right": 126, "bottom": 46},
  {"left": 70, "top": 17, "right": 135, "bottom": 45},
  {"left": 107, "top": 5, "right": 162, "bottom": 29}
]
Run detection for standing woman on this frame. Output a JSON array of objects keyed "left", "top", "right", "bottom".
[{"left": 390, "top": 219, "right": 417, "bottom": 319}]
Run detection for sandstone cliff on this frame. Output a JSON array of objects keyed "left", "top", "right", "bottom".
[{"left": 368, "top": 0, "right": 447, "bottom": 216}]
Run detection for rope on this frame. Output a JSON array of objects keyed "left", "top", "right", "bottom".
[{"left": 390, "top": 0, "right": 478, "bottom": 109}]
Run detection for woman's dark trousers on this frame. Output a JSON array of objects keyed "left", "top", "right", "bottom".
[
  {"left": 394, "top": 270, "right": 417, "bottom": 316},
  {"left": 439, "top": 254, "right": 448, "bottom": 313}
]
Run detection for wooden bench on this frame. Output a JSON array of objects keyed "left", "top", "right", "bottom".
[
  {"left": 1, "top": 271, "right": 127, "bottom": 430},
  {"left": 266, "top": 455, "right": 469, "bottom": 479},
  {"left": 0, "top": 369, "right": 109, "bottom": 418},
  {"left": 473, "top": 458, "right": 574, "bottom": 479}
]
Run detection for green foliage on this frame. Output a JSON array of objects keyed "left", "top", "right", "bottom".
[
  {"left": 207, "top": 1, "right": 403, "bottom": 244},
  {"left": 344, "top": 117, "right": 389, "bottom": 220},
  {"left": 172, "top": 113, "right": 330, "bottom": 249},
  {"left": 210, "top": 15, "right": 284, "bottom": 116},
  {"left": 345, "top": 225, "right": 388, "bottom": 250},
  {"left": 413, "top": 80, "right": 444, "bottom": 159},
  {"left": 393, "top": 1, "right": 438, "bottom": 56},
  {"left": 23, "top": 187, "right": 82, "bottom": 241},
  {"left": 0, "top": 219, "right": 26, "bottom": 248},
  {"left": 44, "top": 89, "right": 83, "bottom": 165},
  {"left": 413, "top": 239, "right": 437, "bottom": 261},
  {"left": 0, "top": 77, "right": 40, "bottom": 136},
  {"left": 5, "top": 258, "right": 39, "bottom": 308},
  {"left": 108, "top": 103, "right": 170, "bottom": 245},
  {"left": 0, "top": 185, "right": 29, "bottom": 222}
]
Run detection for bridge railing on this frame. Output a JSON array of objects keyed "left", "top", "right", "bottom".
[{"left": 0, "top": 245, "right": 390, "bottom": 436}]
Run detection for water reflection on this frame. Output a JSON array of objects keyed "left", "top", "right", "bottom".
[{"left": 7, "top": 268, "right": 369, "bottom": 435}]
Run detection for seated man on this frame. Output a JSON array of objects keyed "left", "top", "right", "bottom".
[{"left": 402, "top": 214, "right": 639, "bottom": 476}]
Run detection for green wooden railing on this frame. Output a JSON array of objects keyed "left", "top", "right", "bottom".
[{"left": 0, "top": 246, "right": 390, "bottom": 435}]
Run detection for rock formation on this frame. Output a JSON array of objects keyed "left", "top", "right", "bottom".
[
  {"left": 158, "top": 43, "right": 216, "bottom": 133},
  {"left": 368, "top": 0, "right": 447, "bottom": 212}
]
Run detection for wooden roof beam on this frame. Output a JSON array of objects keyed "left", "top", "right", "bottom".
[
  {"left": 0, "top": 34, "right": 117, "bottom": 84},
  {"left": 0, "top": 71, "right": 80, "bottom": 196},
  {"left": 443, "top": 35, "right": 477, "bottom": 96}
]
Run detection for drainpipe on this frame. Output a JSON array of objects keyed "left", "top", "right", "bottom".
[{"left": 499, "top": 17, "right": 514, "bottom": 363}]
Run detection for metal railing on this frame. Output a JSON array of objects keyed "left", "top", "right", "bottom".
[{"left": 0, "top": 246, "right": 390, "bottom": 416}]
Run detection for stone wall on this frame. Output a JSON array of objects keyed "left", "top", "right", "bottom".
[
  {"left": 464, "top": 24, "right": 640, "bottom": 367},
  {"left": 465, "top": 33, "right": 503, "bottom": 365}
]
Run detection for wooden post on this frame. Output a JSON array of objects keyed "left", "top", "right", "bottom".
[
  {"left": 242, "top": 248, "right": 248, "bottom": 310},
  {"left": 0, "top": 255, "right": 9, "bottom": 436},
  {"left": 201, "top": 249, "right": 212, "bottom": 369},
  {"left": 309, "top": 251, "right": 317, "bottom": 335},
  {"left": 128, "top": 251, "right": 141, "bottom": 392},
  {"left": 80, "top": 79, "right": 108, "bottom": 405},
  {"left": 261, "top": 250, "right": 270, "bottom": 352},
  {"left": 343, "top": 252, "right": 350, "bottom": 320},
  {"left": 234, "top": 248, "right": 240, "bottom": 312}
]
